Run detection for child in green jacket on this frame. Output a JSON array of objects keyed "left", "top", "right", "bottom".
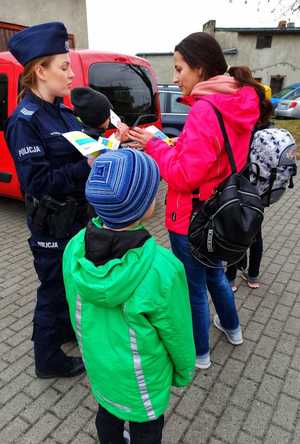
[{"left": 63, "top": 148, "right": 195, "bottom": 444}]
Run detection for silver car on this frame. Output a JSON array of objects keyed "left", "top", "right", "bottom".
[{"left": 274, "top": 98, "right": 300, "bottom": 118}]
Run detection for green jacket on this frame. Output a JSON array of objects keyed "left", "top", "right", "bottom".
[{"left": 63, "top": 219, "right": 195, "bottom": 422}]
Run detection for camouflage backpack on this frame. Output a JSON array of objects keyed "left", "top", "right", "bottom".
[{"left": 249, "top": 127, "right": 297, "bottom": 207}]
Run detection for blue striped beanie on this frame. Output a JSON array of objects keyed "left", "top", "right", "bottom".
[{"left": 85, "top": 149, "right": 160, "bottom": 228}]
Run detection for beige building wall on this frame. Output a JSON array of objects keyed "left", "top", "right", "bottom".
[
  {"left": 137, "top": 54, "right": 174, "bottom": 84},
  {"left": 216, "top": 31, "right": 300, "bottom": 87},
  {"left": 138, "top": 23, "right": 300, "bottom": 88},
  {"left": 1, "top": 0, "right": 88, "bottom": 48}
]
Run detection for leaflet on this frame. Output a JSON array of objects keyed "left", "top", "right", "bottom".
[
  {"left": 110, "top": 110, "right": 122, "bottom": 128},
  {"left": 62, "top": 131, "right": 119, "bottom": 157},
  {"left": 146, "top": 126, "right": 173, "bottom": 146}
]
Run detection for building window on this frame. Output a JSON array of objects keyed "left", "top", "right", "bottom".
[
  {"left": 256, "top": 34, "right": 272, "bottom": 49},
  {"left": 0, "top": 21, "right": 75, "bottom": 51},
  {"left": 270, "top": 76, "right": 284, "bottom": 94},
  {"left": 0, "top": 73, "right": 8, "bottom": 131}
]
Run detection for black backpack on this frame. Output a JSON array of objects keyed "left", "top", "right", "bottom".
[{"left": 188, "top": 101, "right": 264, "bottom": 267}]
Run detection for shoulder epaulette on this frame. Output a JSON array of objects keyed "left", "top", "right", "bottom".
[{"left": 18, "top": 103, "right": 39, "bottom": 121}]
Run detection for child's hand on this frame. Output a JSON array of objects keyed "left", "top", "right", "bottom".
[
  {"left": 115, "top": 123, "right": 129, "bottom": 142},
  {"left": 128, "top": 127, "right": 155, "bottom": 148}
]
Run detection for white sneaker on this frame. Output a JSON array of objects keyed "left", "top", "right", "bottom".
[
  {"left": 196, "top": 353, "right": 211, "bottom": 369},
  {"left": 214, "top": 315, "right": 243, "bottom": 345},
  {"left": 123, "top": 430, "right": 130, "bottom": 443}
]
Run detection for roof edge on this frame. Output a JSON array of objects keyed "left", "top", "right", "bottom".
[{"left": 215, "top": 27, "right": 300, "bottom": 33}]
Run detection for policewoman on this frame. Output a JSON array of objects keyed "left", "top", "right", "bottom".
[{"left": 5, "top": 22, "right": 91, "bottom": 378}]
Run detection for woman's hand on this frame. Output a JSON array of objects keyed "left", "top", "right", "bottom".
[
  {"left": 115, "top": 123, "right": 129, "bottom": 143},
  {"left": 128, "top": 127, "right": 155, "bottom": 149}
]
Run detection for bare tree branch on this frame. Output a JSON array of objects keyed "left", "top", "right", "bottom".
[{"left": 229, "top": 0, "right": 300, "bottom": 18}]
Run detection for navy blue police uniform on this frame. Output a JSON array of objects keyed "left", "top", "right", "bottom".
[{"left": 5, "top": 22, "right": 90, "bottom": 378}]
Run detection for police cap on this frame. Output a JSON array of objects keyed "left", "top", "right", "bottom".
[{"left": 8, "top": 21, "right": 69, "bottom": 66}]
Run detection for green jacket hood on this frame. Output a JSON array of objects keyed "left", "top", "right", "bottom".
[{"left": 64, "top": 223, "right": 156, "bottom": 308}]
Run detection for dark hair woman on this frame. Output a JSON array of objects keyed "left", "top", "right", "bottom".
[
  {"left": 129, "top": 32, "right": 265, "bottom": 369},
  {"left": 5, "top": 22, "right": 92, "bottom": 378}
]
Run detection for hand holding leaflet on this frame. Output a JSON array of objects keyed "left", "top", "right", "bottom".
[
  {"left": 62, "top": 131, "right": 120, "bottom": 157},
  {"left": 142, "top": 126, "right": 174, "bottom": 146},
  {"left": 128, "top": 125, "right": 175, "bottom": 149}
]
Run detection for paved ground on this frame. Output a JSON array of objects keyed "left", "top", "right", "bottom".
[{"left": 0, "top": 178, "right": 300, "bottom": 444}]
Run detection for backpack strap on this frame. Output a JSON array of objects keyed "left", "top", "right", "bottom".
[
  {"left": 265, "top": 167, "right": 277, "bottom": 207},
  {"left": 191, "top": 188, "right": 203, "bottom": 213},
  {"left": 200, "top": 99, "right": 237, "bottom": 174},
  {"left": 249, "top": 162, "right": 260, "bottom": 185},
  {"left": 289, "top": 177, "right": 294, "bottom": 189},
  {"left": 191, "top": 98, "right": 237, "bottom": 212}
]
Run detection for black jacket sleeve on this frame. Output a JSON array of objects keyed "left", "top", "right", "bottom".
[{"left": 5, "top": 118, "right": 91, "bottom": 197}]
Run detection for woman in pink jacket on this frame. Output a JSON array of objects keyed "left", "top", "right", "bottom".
[{"left": 129, "top": 32, "right": 264, "bottom": 369}]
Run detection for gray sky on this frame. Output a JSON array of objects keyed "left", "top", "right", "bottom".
[{"left": 86, "top": 0, "right": 300, "bottom": 55}]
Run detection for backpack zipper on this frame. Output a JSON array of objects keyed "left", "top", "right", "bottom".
[
  {"left": 242, "top": 204, "right": 264, "bottom": 217},
  {"left": 212, "top": 198, "right": 240, "bottom": 218},
  {"left": 238, "top": 190, "right": 262, "bottom": 199},
  {"left": 213, "top": 237, "right": 245, "bottom": 253}
]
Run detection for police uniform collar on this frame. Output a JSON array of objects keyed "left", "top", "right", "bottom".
[{"left": 27, "top": 90, "right": 64, "bottom": 109}]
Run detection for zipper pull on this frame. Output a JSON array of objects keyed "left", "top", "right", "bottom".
[{"left": 207, "top": 227, "right": 214, "bottom": 253}]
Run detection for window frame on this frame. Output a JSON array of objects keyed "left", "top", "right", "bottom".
[
  {"left": 256, "top": 34, "right": 273, "bottom": 49},
  {"left": 270, "top": 76, "right": 285, "bottom": 95},
  {"left": 0, "top": 72, "right": 8, "bottom": 131}
]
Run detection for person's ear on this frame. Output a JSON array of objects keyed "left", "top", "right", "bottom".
[
  {"left": 198, "top": 67, "right": 205, "bottom": 81},
  {"left": 34, "top": 64, "right": 47, "bottom": 82}
]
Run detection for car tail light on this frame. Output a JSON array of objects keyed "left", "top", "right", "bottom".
[{"left": 289, "top": 101, "right": 298, "bottom": 108}]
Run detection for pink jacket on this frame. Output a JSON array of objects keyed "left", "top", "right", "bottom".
[{"left": 145, "top": 85, "right": 260, "bottom": 235}]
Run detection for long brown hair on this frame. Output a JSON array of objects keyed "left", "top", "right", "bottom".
[
  {"left": 19, "top": 55, "right": 55, "bottom": 100},
  {"left": 175, "top": 32, "right": 268, "bottom": 118}
]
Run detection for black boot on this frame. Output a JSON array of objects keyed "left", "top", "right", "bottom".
[
  {"left": 35, "top": 345, "right": 85, "bottom": 379},
  {"left": 61, "top": 329, "right": 77, "bottom": 344}
]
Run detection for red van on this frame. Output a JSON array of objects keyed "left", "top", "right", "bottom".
[{"left": 0, "top": 50, "right": 161, "bottom": 199}]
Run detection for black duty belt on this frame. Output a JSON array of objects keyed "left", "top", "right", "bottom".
[{"left": 25, "top": 194, "right": 87, "bottom": 239}]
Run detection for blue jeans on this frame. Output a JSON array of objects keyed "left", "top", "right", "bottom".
[{"left": 169, "top": 232, "right": 240, "bottom": 357}]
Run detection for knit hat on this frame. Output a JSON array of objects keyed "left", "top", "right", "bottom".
[
  {"left": 71, "top": 87, "right": 112, "bottom": 128},
  {"left": 85, "top": 149, "right": 160, "bottom": 228}
]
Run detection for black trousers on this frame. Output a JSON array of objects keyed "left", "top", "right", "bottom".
[
  {"left": 29, "top": 238, "right": 74, "bottom": 371},
  {"left": 226, "top": 229, "right": 263, "bottom": 282},
  {"left": 95, "top": 405, "right": 164, "bottom": 444}
]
